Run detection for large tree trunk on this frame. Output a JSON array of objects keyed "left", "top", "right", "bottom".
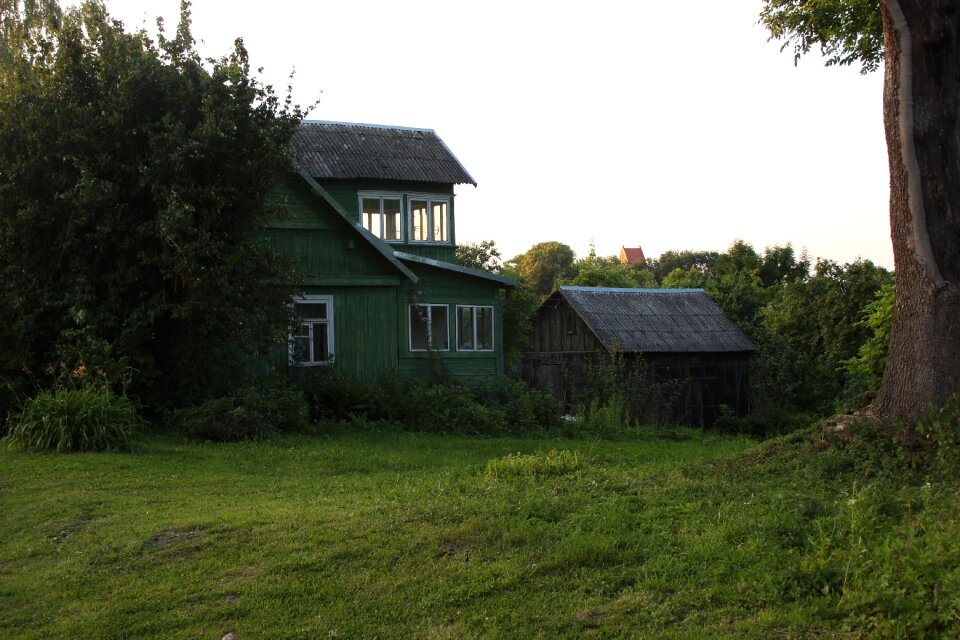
[{"left": 876, "top": 1, "right": 960, "bottom": 422}]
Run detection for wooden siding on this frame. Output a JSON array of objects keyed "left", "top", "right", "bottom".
[
  {"left": 397, "top": 262, "right": 505, "bottom": 384},
  {"left": 267, "top": 228, "right": 403, "bottom": 281},
  {"left": 325, "top": 285, "right": 400, "bottom": 381},
  {"left": 529, "top": 298, "right": 606, "bottom": 354},
  {"left": 269, "top": 173, "right": 342, "bottom": 229}
]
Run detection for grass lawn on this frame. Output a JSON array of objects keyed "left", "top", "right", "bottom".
[{"left": 1, "top": 424, "right": 958, "bottom": 639}]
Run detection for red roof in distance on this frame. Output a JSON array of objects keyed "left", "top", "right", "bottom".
[{"left": 619, "top": 246, "right": 646, "bottom": 264}]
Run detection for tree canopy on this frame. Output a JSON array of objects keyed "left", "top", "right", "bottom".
[
  {"left": 0, "top": 0, "right": 304, "bottom": 412},
  {"left": 759, "top": 0, "right": 884, "bottom": 73},
  {"left": 505, "top": 241, "right": 577, "bottom": 298}
]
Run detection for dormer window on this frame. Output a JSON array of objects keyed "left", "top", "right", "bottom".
[
  {"left": 361, "top": 195, "right": 402, "bottom": 242},
  {"left": 410, "top": 197, "right": 449, "bottom": 243}
]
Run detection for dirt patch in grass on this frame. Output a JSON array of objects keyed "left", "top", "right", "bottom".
[
  {"left": 145, "top": 526, "right": 208, "bottom": 550},
  {"left": 43, "top": 516, "right": 101, "bottom": 543}
]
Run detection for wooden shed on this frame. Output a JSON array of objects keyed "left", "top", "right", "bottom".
[{"left": 520, "top": 286, "right": 755, "bottom": 426}]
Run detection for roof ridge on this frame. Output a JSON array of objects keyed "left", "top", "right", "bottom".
[
  {"left": 558, "top": 286, "right": 705, "bottom": 294},
  {"left": 300, "top": 119, "right": 436, "bottom": 133}
]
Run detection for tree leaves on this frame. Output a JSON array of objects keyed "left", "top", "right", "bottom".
[
  {"left": 759, "top": 0, "right": 884, "bottom": 74},
  {"left": 0, "top": 0, "right": 303, "bottom": 411}
]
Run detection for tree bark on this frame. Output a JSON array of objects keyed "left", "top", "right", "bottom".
[{"left": 876, "top": 1, "right": 960, "bottom": 421}]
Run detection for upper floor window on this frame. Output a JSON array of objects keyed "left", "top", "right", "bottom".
[
  {"left": 410, "top": 197, "right": 449, "bottom": 243},
  {"left": 361, "top": 195, "right": 402, "bottom": 242},
  {"left": 290, "top": 295, "right": 334, "bottom": 365}
]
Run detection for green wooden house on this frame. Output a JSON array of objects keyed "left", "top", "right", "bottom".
[{"left": 267, "top": 120, "right": 515, "bottom": 384}]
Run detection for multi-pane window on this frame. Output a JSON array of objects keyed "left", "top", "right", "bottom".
[
  {"left": 409, "top": 304, "right": 449, "bottom": 351},
  {"left": 290, "top": 296, "right": 334, "bottom": 365},
  {"left": 361, "top": 196, "right": 402, "bottom": 241},
  {"left": 410, "top": 198, "right": 449, "bottom": 243},
  {"left": 456, "top": 305, "right": 494, "bottom": 351}
]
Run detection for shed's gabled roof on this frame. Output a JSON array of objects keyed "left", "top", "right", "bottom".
[
  {"left": 553, "top": 286, "right": 755, "bottom": 353},
  {"left": 290, "top": 121, "right": 477, "bottom": 186}
]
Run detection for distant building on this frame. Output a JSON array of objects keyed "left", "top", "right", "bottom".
[
  {"left": 619, "top": 246, "right": 646, "bottom": 264},
  {"left": 520, "top": 286, "right": 755, "bottom": 426}
]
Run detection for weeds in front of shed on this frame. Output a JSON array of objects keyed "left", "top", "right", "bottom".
[{"left": 572, "top": 350, "right": 684, "bottom": 433}]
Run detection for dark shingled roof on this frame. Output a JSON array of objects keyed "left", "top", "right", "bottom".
[
  {"left": 290, "top": 121, "right": 476, "bottom": 186},
  {"left": 554, "top": 286, "right": 755, "bottom": 353}
]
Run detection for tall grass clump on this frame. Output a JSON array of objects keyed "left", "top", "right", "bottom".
[
  {"left": 3, "top": 385, "right": 142, "bottom": 452},
  {"left": 484, "top": 449, "right": 583, "bottom": 480}
]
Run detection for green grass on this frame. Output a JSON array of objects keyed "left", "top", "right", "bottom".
[{"left": 1, "top": 424, "right": 958, "bottom": 638}]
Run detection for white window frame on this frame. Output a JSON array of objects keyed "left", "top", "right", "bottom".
[
  {"left": 408, "top": 303, "right": 450, "bottom": 352},
  {"left": 289, "top": 295, "right": 335, "bottom": 366},
  {"left": 408, "top": 193, "right": 451, "bottom": 244},
  {"left": 358, "top": 192, "right": 404, "bottom": 243},
  {"left": 456, "top": 305, "right": 495, "bottom": 352}
]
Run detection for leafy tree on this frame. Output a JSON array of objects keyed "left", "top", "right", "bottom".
[
  {"left": 648, "top": 249, "right": 719, "bottom": 284},
  {"left": 499, "top": 268, "right": 541, "bottom": 369},
  {"left": 759, "top": 243, "right": 810, "bottom": 287},
  {"left": 844, "top": 281, "right": 896, "bottom": 393},
  {"left": 763, "top": 259, "right": 893, "bottom": 410},
  {"left": 505, "top": 241, "right": 576, "bottom": 298},
  {"left": 761, "top": 0, "right": 960, "bottom": 422},
  {"left": 563, "top": 247, "right": 656, "bottom": 289},
  {"left": 661, "top": 266, "right": 708, "bottom": 289},
  {"left": 0, "top": 0, "right": 303, "bottom": 413},
  {"left": 455, "top": 239, "right": 503, "bottom": 273}
]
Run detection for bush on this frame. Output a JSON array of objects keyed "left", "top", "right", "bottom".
[
  {"left": 170, "top": 384, "right": 309, "bottom": 442},
  {"left": 390, "top": 380, "right": 507, "bottom": 435},
  {"left": 3, "top": 386, "right": 142, "bottom": 452},
  {"left": 715, "top": 410, "right": 817, "bottom": 439},
  {"left": 287, "top": 368, "right": 374, "bottom": 422},
  {"left": 289, "top": 371, "right": 563, "bottom": 435},
  {"left": 476, "top": 379, "right": 563, "bottom": 432},
  {"left": 576, "top": 393, "right": 631, "bottom": 435}
]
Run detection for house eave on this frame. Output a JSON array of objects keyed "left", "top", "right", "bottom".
[{"left": 393, "top": 251, "right": 516, "bottom": 287}]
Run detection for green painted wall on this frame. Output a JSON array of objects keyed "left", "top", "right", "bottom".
[
  {"left": 397, "top": 262, "right": 505, "bottom": 384},
  {"left": 308, "top": 285, "right": 400, "bottom": 381}
]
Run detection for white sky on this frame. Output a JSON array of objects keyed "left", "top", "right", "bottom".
[{"left": 102, "top": 0, "right": 893, "bottom": 268}]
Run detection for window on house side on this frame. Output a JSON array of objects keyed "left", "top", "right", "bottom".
[
  {"left": 361, "top": 196, "right": 402, "bottom": 241},
  {"left": 457, "top": 305, "right": 494, "bottom": 351},
  {"left": 290, "top": 296, "right": 334, "bottom": 365},
  {"left": 409, "top": 304, "right": 449, "bottom": 351},
  {"left": 410, "top": 198, "right": 449, "bottom": 243}
]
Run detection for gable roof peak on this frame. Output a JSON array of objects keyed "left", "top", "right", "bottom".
[{"left": 291, "top": 120, "right": 477, "bottom": 186}]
